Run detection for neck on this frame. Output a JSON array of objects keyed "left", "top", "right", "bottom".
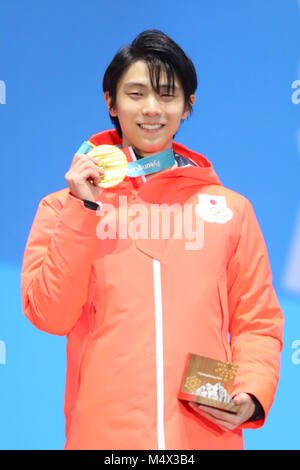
[{"left": 136, "top": 148, "right": 173, "bottom": 160}]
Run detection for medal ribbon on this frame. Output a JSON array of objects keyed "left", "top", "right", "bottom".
[
  {"left": 127, "top": 148, "right": 175, "bottom": 176},
  {"left": 77, "top": 141, "right": 95, "bottom": 154},
  {"left": 77, "top": 141, "right": 175, "bottom": 177}
]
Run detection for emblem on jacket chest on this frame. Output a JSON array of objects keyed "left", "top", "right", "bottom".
[{"left": 196, "top": 194, "right": 233, "bottom": 224}]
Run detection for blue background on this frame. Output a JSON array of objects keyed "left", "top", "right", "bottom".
[{"left": 0, "top": 0, "right": 299, "bottom": 449}]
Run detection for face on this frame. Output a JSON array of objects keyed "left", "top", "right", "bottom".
[{"left": 105, "top": 60, "right": 195, "bottom": 157}]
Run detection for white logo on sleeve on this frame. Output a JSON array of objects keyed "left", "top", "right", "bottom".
[{"left": 196, "top": 194, "right": 233, "bottom": 224}]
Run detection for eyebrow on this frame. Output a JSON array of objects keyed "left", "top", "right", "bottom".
[
  {"left": 123, "top": 81, "right": 179, "bottom": 90},
  {"left": 123, "top": 82, "right": 148, "bottom": 89}
]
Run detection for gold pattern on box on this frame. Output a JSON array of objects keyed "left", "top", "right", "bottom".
[{"left": 178, "top": 354, "right": 240, "bottom": 414}]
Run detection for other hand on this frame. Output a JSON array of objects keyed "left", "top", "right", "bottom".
[{"left": 188, "top": 393, "right": 256, "bottom": 431}]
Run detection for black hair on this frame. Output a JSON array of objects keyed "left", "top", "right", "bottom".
[{"left": 102, "top": 29, "right": 197, "bottom": 137}]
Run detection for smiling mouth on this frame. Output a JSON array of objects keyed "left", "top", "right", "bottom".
[{"left": 138, "top": 123, "right": 165, "bottom": 130}]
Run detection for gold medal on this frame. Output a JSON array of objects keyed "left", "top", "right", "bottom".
[{"left": 88, "top": 144, "right": 128, "bottom": 188}]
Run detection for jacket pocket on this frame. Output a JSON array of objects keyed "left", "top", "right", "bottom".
[
  {"left": 85, "top": 271, "right": 97, "bottom": 334},
  {"left": 74, "top": 273, "right": 97, "bottom": 396},
  {"left": 217, "top": 279, "right": 232, "bottom": 363},
  {"left": 85, "top": 270, "right": 107, "bottom": 337}
]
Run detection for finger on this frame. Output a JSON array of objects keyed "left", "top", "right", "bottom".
[
  {"left": 71, "top": 154, "right": 101, "bottom": 171},
  {"left": 192, "top": 396, "right": 247, "bottom": 421},
  {"left": 69, "top": 159, "right": 105, "bottom": 180},
  {"left": 86, "top": 155, "right": 104, "bottom": 166},
  {"left": 193, "top": 403, "right": 238, "bottom": 422},
  {"left": 72, "top": 153, "right": 89, "bottom": 164},
  {"left": 87, "top": 172, "right": 103, "bottom": 187},
  {"left": 201, "top": 408, "right": 239, "bottom": 427},
  {"left": 73, "top": 155, "right": 99, "bottom": 168},
  {"left": 200, "top": 413, "right": 237, "bottom": 431},
  {"left": 233, "top": 393, "right": 253, "bottom": 407},
  {"left": 188, "top": 403, "right": 239, "bottom": 429},
  {"left": 67, "top": 166, "right": 102, "bottom": 186},
  {"left": 82, "top": 154, "right": 105, "bottom": 175},
  {"left": 88, "top": 174, "right": 103, "bottom": 186},
  {"left": 189, "top": 405, "right": 239, "bottom": 431}
]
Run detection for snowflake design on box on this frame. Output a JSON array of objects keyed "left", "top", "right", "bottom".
[
  {"left": 214, "top": 362, "right": 236, "bottom": 383},
  {"left": 184, "top": 375, "right": 201, "bottom": 392}
]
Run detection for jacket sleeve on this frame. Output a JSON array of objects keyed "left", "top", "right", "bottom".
[
  {"left": 227, "top": 197, "right": 284, "bottom": 429},
  {"left": 21, "top": 192, "right": 99, "bottom": 335}
]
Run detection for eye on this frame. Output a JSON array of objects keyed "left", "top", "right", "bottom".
[
  {"left": 160, "top": 93, "right": 175, "bottom": 100},
  {"left": 128, "top": 92, "right": 143, "bottom": 97}
]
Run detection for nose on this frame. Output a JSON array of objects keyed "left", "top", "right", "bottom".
[{"left": 142, "top": 94, "right": 162, "bottom": 117}]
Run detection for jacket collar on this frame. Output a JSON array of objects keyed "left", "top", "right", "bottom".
[{"left": 89, "top": 129, "right": 222, "bottom": 201}]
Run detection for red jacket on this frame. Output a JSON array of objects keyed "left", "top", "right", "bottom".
[{"left": 21, "top": 129, "right": 284, "bottom": 450}]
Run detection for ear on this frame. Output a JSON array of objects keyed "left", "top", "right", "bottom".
[
  {"left": 104, "top": 91, "right": 118, "bottom": 117},
  {"left": 182, "top": 94, "right": 196, "bottom": 120}
]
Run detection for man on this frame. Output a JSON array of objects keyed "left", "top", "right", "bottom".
[{"left": 21, "top": 30, "right": 284, "bottom": 450}]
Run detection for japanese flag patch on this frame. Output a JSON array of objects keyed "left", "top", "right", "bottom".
[{"left": 196, "top": 194, "right": 233, "bottom": 224}]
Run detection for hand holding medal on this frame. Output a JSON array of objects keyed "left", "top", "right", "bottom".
[
  {"left": 65, "top": 147, "right": 105, "bottom": 202},
  {"left": 75, "top": 140, "right": 176, "bottom": 190},
  {"left": 85, "top": 144, "right": 129, "bottom": 189}
]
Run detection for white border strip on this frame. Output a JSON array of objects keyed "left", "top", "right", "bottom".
[{"left": 153, "top": 259, "right": 166, "bottom": 450}]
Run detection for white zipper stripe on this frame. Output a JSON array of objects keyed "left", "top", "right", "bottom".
[{"left": 153, "top": 259, "right": 166, "bottom": 450}]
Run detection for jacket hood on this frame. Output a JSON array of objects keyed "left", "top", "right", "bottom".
[{"left": 89, "top": 129, "right": 222, "bottom": 204}]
